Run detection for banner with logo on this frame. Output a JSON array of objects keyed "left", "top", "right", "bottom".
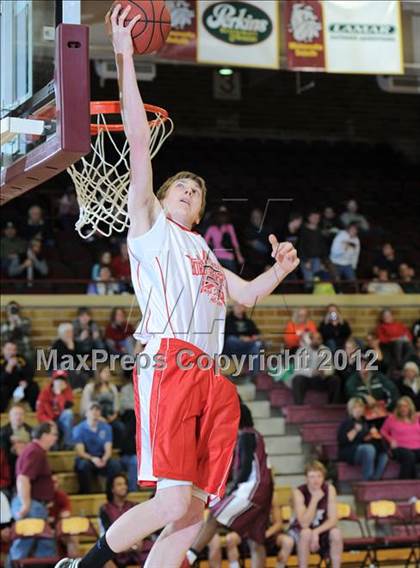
[
  {"left": 158, "top": 0, "right": 197, "bottom": 61},
  {"left": 197, "top": 1, "right": 280, "bottom": 69},
  {"left": 285, "top": 0, "right": 325, "bottom": 71},
  {"left": 323, "top": 0, "right": 403, "bottom": 75}
]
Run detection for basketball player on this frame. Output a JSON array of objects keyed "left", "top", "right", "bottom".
[{"left": 56, "top": 4, "right": 299, "bottom": 568}]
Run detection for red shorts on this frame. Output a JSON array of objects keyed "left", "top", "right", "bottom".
[{"left": 132, "top": 338, "right": 240, "bottom": 504}]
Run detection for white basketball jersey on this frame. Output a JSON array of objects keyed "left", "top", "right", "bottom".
[{"left": 127, "top": 210, "right": 227, "bottom": 357}]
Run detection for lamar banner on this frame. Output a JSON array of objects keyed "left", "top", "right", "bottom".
[
  {"left": 197, "top": 1, "right": 280, "bottom": 69},
  {"left": 158, "top": 0, "right": 197, "bottom": 61},
  {"left": 323, "top": 0, "right": 404, "bottom": 74},
  {"left": 285, "top": 0, "right": 325, "bottom": 71}
]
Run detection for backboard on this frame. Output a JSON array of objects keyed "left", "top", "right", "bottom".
[{"left": 0, "top": 0, "right": 90, "bottom": 204}]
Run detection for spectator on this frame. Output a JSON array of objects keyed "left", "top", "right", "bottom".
[
  {"left": 91, "top": 250, "right": 113, "bottom": 281},
  {"left": 21, "top": 204, "right": 53, "bottom": 243},
  {"left": 413, "top": 320, "right": 420, "bottom": 341},
  {"left": 57, "top": 188, "right": 79, "bottom": 231},
  {"left": 340, "top": 199, "right": 369, "bottom": 232},
  {"left": 278, "top": 460, "right": 342, "bottom": 568},
  {"left": 99, "top": 473, "right": 144, "bottom": 567},
  {"left": 399, "top": 263, "right": 420, "bottom": 294},
  {"left": 50, "top": 322, "right": 87, "bottom": 390},
  {"left": 73, "top": 402, "right": 121, "bottom": 494},
  {"left": 337, "top": 397, "right": 388, "bottom": 481},
  {"left": 8, "top": 238, "right": 49, "bottom": 283},
  {"left": 72, "top": 307, "right": 106, "bottom": 355},
  {"left": 381, "top": 397, "right": 420, "bottom": 479},
  {"left": 291, "top": 332, "right": 341, "bottom": 405},
  {"left": 81, "top": 365, "right": 125, "bottom": 449},
  {"left": 321, "top": 206, "right": 340, "bottom": 245},
  {"left": 319, "top": 304, "right": 352, "bottom": 352},
  {"left": 283, "top": 308, "right": 317, "bottom": 351},
  {"left": 0, "top": 341, "right": 38, "bottom": 412},
  {"left": 364, "top": 332, "right": 392, "bottom": 376},
  {"left": 0, "top": 221, "right": 26, "bottom": 273},
  {"left": 119, "top": 374, "right": 138, "bottom": 491},
  {"left": 204, "top": 206, "right": 244, "bottom": 272},
  {"left": 87, "top": 266, "right": 121, "bottom": 295},
  {"left": 398, "top": 362, "right": 420, "bottom": 411},
  {"left": 0, "top": 404, "right": 32, "bottom": 487},
  {"left": 345, "top": 357, "right": 399, "bottom": 417},
  {"left": 48, "top": 474, "right": 79, "bottom": 558},
  {"left": 329, "top": 223, "right": 360, "bottom": 282},
  {"left": 112, "top": 242, "right": 131, "bottom": 282},
  {"left": 105, "top": 308, "right": 135, "bottom": 355},
  {"left": 404, "top": 335, "right": 420, "bottom": 368},
  {"left": 0, "top": 301, "right": 34, "bottom": 362},
  {"left": 367, "top": 269, "right": 403, "bottom": 295},
  {"left": 283, "top": 212, "right": 303, "bottom": 248},
  {"left": 376, "top": 308, "right": 414, "bottom": 369},
  {"left": 36, "top": 370, "right": 74, "bottom": 449},
  {"left": 373, "top": 243, "right": 399, "bottom": 279},
  {"left": 243, "top": 208, "right": 273, "bottom": 275},
  {"left": 298, "top": 211, "right": 327, "bottom": 291},
  {"left": 336, "top": 337, "right": 360, "bottom": 389},
  {"left": 10, "top": 422, "right": 58, "bottom": 562},
  {"left": 0, "top": 490, "right": 12, "bottom": 558},
  {"left": 224, "top": 303, "right": 263, "bottom": 375}
]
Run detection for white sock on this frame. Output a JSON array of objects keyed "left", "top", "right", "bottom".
[
  {"left": 186, "top": 549, "right": 198, "bottom": 565},
  {"left": 229, "top": 562, "right": 240, "bottom": 568}
]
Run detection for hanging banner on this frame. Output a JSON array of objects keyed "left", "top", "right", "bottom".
[
  {"left": 323, "top": 0, "right": 404, "bottom": 75},
  {"left": 197, "top": 1, "right": 280, "bottom": 69},
  {"left": 159, "top": 0, "right": 197, "bottom": 61},
  {"left": 285, "top": 0, "right": 325, "bottom": 71}
]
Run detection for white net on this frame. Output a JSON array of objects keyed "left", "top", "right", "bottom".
[{"left": 67, "top": 104, "right": 173, "bottom": 239}]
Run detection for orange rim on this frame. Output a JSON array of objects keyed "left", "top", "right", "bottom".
[{"left": 90, "top": 100, "right": 169, "bottom": 135}]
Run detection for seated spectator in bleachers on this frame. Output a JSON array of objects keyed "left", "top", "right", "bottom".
[
  {"left": 105, "top": 308, "right": 135, "bottom": 356},
  {"left": 48, "top": 474, "right": 79, "bottom": 558},
  {"left": 0, "top": 404, "right": 32, "bottom": 487},
  {"left": 367, "top": 269, "right": 403, "bottom": 295},
  {"left": 204, "top": 206, "right": 244, "bottom": 272},
  {"left": 298, "top": 211, "right": 327, "bottom": 291},
  {"left": 338, "top": 397, "right": 388, "bottom": 481},
  {"left": 10, "top": 422, "right": 58, "bottom": 562},
  {"left": 119, "top": 374, "right": 138, "bottom": 492},
  {"left": 99, "top": 473, "right": 144, "bottom": 567},
  {"left": 321, "top": 206, "right": 340, "bottom": 245},
  {"left": 73, "top": 401, "right": 121, "bottom": 494},
  {"left": 319, "top": 304, "right": 352, "bottom": 352},
  {"left": 0, "top": 341, "right": 39, "bottom": 412},
  {"left": 336, "top": 337, "right": 360, "bottom": 390},
  {"left": 0, "top": 221, "right": 26, "bottom": 274},
  {"left": 21, "top": 204, "right": 54, "bottom": 243},
  {"left": 284, "top": 212, "right": 303, "bottom": 248},
  {"left": 1, "top": 301, "right": 34, "bottom": 363},
  {"left": 277, "top": 460, "right": 342, "bottom": 568},
  {"left": 413, "top": 320, "right": 420, "bottom": 341},
  {"left": 399, "top": 263, "right": 420, "bottom": 294},
  {"left": 244, "top": 207, "right": 273, "bottom": 275},
  {"left": 381, "top": 396, "right": 420, "bottom": 479},
  {"left": 364, "top": 332, "right": 392, "bottom": 376},
  {"left": 81, "top": 365, "right": 125, "bottom": 450},
  {"left": 291, "top": 332, "right": 341, "bottom": 405},
  {"left": 112, "top": 242, "right": 131, "bottom": 285},
  {"left": 373, "top": 243, "right": 400, "bottom": 279},
  {"left": 329, "top": 223, "right": 360, "bottom": 282},
  {"left": 376, "top": 308, "right": 414, "bottom": 370},
  {"left": 404, "top": 335, "right": 420, "bottom": 368},
  {"left": 8, "top": 238, "right": 49, "bottom": 284},
  {"left": 87, "top": 266, "right": 121, "bottom": 295},
  {"left": 340, "top": 199, "right": 369, "bottom": 232},
  {"left": 345, "top": 356, "right": 399, "bottom": 420},
  {"left": 283, "top": 308, "right": 317, "bottom": 351},
  {"left": 73, "top": 307, "right": 106, "bottom": 355},
  {"left": 398, "top": 363, "right": 420, "bottom": 411},
  {"left": 51, "top": 322, "right": 87, "bottom": 390},
  {"left": 57, "top": 187, "right": 79, "bottom": 231},
  {"left": 91, "top": 250, "right": 113, "bottom": 281},
  {"left": 224, "top": 303, "right": 263, "bottom": 375},
  {"left": 36, "top": 370, "right": 74, "bottom": 449}
]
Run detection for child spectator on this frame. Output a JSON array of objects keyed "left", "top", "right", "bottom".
[
  {"left": 105, "top": 308, "right": 135, "bottom": 355},
  {"left": 204, "top": 206, "right": 244, "bottom": 272}
]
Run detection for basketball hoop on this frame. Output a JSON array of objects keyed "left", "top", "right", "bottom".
[{"left": 67, "top": 100, "right": 173, "bottom": 239}]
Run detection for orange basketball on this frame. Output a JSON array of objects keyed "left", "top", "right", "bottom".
[{"left": 111, "top": 0, "right": 171, "bottom": 55}]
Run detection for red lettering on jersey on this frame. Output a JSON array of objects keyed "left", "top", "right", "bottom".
[{"left": 186, "top": 250, "right": 226, "bottom": 306}]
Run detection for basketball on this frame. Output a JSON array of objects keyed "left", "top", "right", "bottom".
[{"left": 110, "top": 0, "right": 171, "bottom": 55}]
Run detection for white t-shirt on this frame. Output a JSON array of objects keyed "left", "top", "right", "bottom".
[{"left": 127, "top": 210, "right": 227, "bottom": 357}]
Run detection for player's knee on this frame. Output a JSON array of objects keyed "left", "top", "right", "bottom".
[{"left": 155, "top": 487, "right": 192, "bottom": 523}]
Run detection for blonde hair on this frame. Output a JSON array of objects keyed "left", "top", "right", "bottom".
[
  {"left": 156, "top": 171, "right": 207, "bottom": 221},
  {"left": 305, "top": 460, "right": 327, "bottom": 478},
  {"left": 395, "top": 396, "right": 416, "bottom": 421},
  {"left": 347, "top": 397, "right": 366, "bottom": 416}
]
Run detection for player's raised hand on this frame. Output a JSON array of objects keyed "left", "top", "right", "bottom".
[
  {"left": 268, "top": 234, "right": 300, "bottom": 275},
  {"left": 105, "top": 3, "right": 142, "bottom": 55}
]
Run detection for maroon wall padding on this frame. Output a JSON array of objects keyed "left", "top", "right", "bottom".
[{"left": 0, "top": 24, "right": 90, "bottom": 205}]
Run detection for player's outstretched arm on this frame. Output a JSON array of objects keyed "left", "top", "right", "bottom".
[
  {"left": 106, "top": 4, "right": 161, "bottom": 237},
  {"left": 224, "top": 236, "right": 299, "bottom": 307}
]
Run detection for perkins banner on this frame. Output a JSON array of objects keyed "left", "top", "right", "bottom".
[
  {"left": 285, "top": 0, "right": 325, "bottom": 71},
  {"left": 197, "top": 1, "right": 280, "bottom": 69},
  {"left": 323, "top": 0, "right": 403, "bottom": 75},
  {"left": 159, "top": 0, "right": 197, "bottom": 61}
]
